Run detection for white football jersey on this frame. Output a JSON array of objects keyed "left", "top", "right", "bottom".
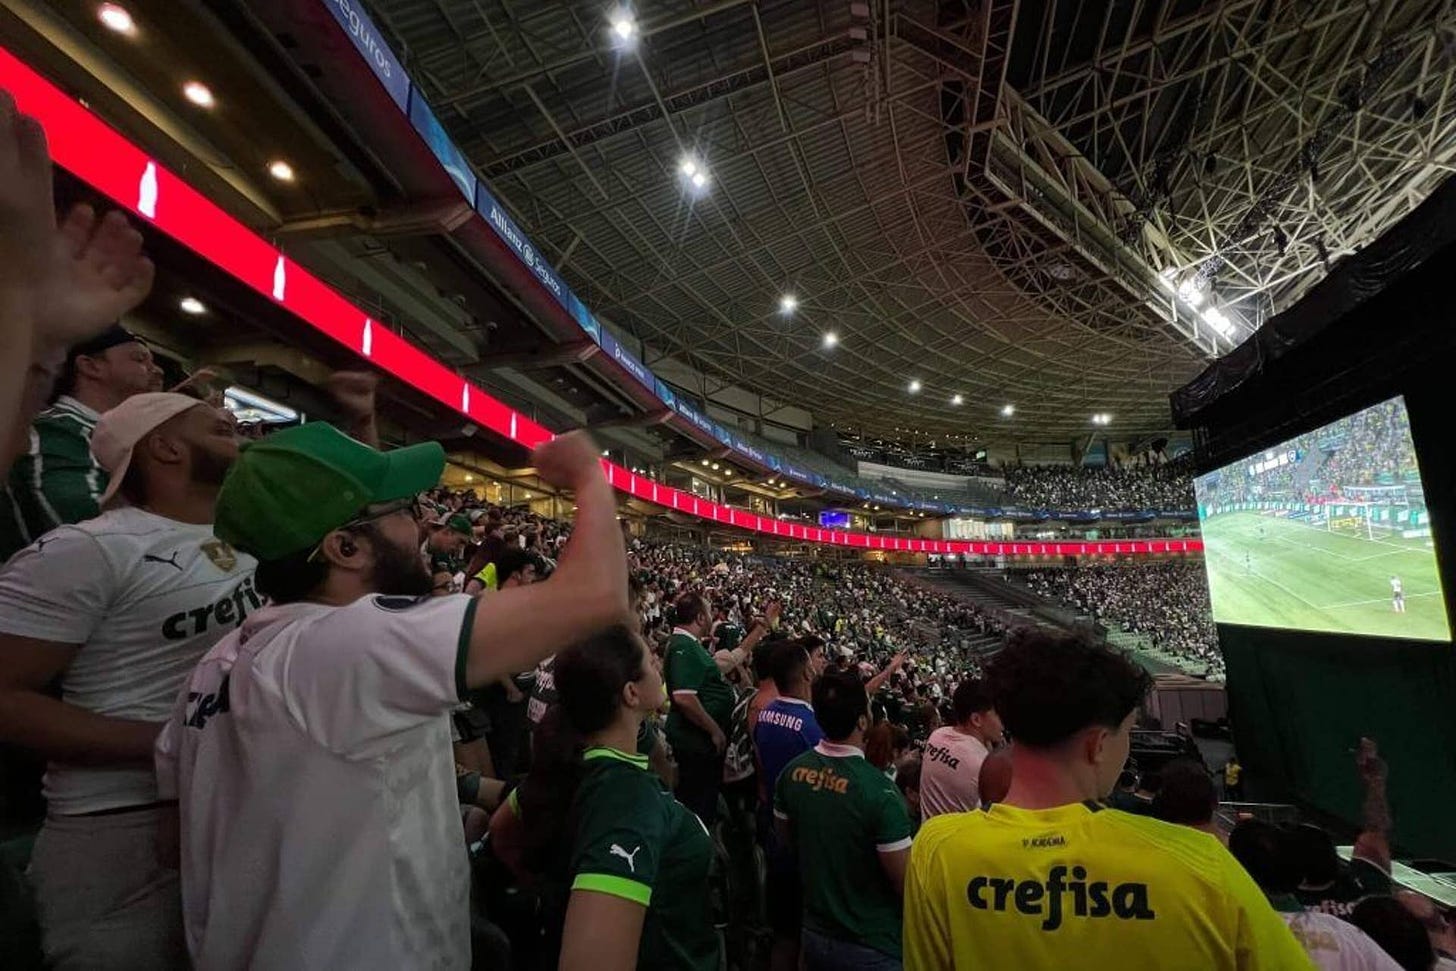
[
  {"left": 0, "top": 506, "right": 257, "bottom": 813},
  {"left": 157, "top": 593, "right": 477, "bottom": 970},
  {"left": 1282, "top": 910, "right": 1404, "bottom": 971}
]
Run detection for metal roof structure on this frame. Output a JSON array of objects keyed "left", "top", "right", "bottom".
[{"left": 360, "top": 0, "right": 1456, "bottom": 442}]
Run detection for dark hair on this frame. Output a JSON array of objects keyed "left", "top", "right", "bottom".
[
  {"left": 812, "top": 668, "right": 869, "bottom": 742},
  {"left": 951, "top": 677, "right": 994, "bottom": 724},
  {"left": 768, "top": 640, "right": 810, "bottom": 695},
  {"left": 1349, "top": 896, "right": 1436, "bottom": 971},
  {"left": 864, "top": 721, "right": 896, "bottom": 770},
  {"left": 671, "top": 592, "right": 709, "bottom": 628},
  {"left": 1285, "top": 823, "right": 1342, "bottom": 887},
  {"left": 751, "top": 638, "right": 778, "bottom": 682},
  {"left": 1229, "top": 820, "right": 1300, "bottom": 893},
  {"left": 253, "top": 545, "right": 329, "bottom": 604},
  {"left": 518, "top": 626, "right": 645, "bottom": 872},
  {"left": 1152, "top": 759, "right": 1217, "bottom": 826},
  {"left": 494, "top": 547, "right": 534, "bottom": 585},
  {"left": 986, "top": 629, "right": 1151, "bottom": 748},
  {"left": 895, "top": 754, "right": 922, "bottom": 795}
]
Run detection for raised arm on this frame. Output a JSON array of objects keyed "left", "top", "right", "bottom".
[
  {"left": 865, "top": 650, "right": 908, "bottom": 696},
  {"left": 463, "top": 432, "right": 630, "bottom": 686},
  {"left": 1352, "top": 737, "right": 1392, "bottom": 873}
]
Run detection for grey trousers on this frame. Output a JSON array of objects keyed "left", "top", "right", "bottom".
[{"left": 27, "top": 807, "right": 187, "bottom": 970}]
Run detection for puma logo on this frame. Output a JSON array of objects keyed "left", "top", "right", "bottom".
[
  {"left": 143, "top": 551, "right": 183, "bottom": 571},
  {"left": 609, "top": 844, "right": 641, "bottom": 873}
]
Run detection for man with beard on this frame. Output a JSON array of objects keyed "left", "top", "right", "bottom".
[
  {"left": 0, "top": 392, "right": 255, "bottom": 969},
  {"left": 156, "top": 423, "right": 629, "bottom": 969}
]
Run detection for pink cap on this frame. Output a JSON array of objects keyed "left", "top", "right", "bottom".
[{"left": 92, "top": 393, "right": 205, "bottom": 507}]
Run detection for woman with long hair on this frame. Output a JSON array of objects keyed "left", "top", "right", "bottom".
[{"left": 489, "top": 625, "right": 720, "bottom": 970}]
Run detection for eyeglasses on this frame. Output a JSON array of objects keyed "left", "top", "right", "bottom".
[{"left": 306, "top": 497, "right": 419, "bottom": 563}]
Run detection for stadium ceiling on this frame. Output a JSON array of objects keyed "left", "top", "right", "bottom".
[{"left": 350, "top": 0, "right": 1455, "bottom": 440}]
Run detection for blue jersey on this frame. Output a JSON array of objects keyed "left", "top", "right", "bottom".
[{"left": 753, "top": 697, "right": 824, "bottom": 808}]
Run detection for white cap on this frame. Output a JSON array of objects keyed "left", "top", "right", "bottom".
[{"left": 92, "top": 392, "right": 205, "bottom": 507}]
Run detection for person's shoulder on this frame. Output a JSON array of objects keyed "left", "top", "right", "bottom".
[
  {"left": 34, "top": 401, "right": 96, "bottom": 432},
  {"left": 913, "top": 809, "right": 986, "bottom": 858},
  {"left": 578, "top": 757, "right": 663, "bottom": 813},
  {"left": 1090, "top": 806, "right": 1239, "bottom": 874}
]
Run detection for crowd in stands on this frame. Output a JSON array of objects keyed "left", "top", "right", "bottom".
[
  {"left": 1315, "top": 398, "right": 1419, "bottom": 491},
  {"left": 1024, "top": 562, "right": 1225, "bottom": 678},
  {"left": 1003, "top": 459, "right": 1196, "bottom": 509},
  {"left": 3, "top": 90, "right": 1454, "bottom": 971}
]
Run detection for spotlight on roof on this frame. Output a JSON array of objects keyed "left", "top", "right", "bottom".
[
  {"left": 179, "top": 296, "right": 206, "bottom": 315},
  {"left": 98, "top": 3, "right": 135, "bottom": 34},
  {"left": 822, "top": 331, "right": 838, "bottom": 348},
  {"left": 608, "top": 9, "right": 638, "bottom": 47},
  {"left": 267, "top": 159, "right": 296, "bottom": 182},
  {"left": 908, "top": 379, "right": 922, "bottom": 393},
  {"left": 1000, "top": 403, "right": 1015, "bottom": 417},
  {"left": 1176, "top": 277, "right": 1205, "bottom": 308},
  {"left": 951, "top": 394, "right": 964, "bottom": 406},
  {"left": 182, "top": 80, "right": 215, "bottom": 109},
  {"left": 1091, "top": 412, "right": 1113, "bottom": 426},
  {"left": 779, "top": 294, "right": 798, "bottom": 314}
]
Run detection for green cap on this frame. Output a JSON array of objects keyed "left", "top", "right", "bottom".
[
  {"left": 445, "top": 513, "right": 473, "bottom": 537},
  {"left": 216, "top": 423, "right": 445, "bottom": 561}
]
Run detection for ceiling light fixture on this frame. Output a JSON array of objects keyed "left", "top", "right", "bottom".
[
  {"left": 182, "top": 81, "right": 215, "bottom": 108},
  {"left": 267, "top": 159, "right": 295, "bottom": 182},
  {"left": 908, "top": 379, "right": 922, "bottom": 393},
  {"left": 98, "top": 3, "right": 135, "bottom": 34},
  {"left": 822, "top": 331, "right": 838, "bottom": 348},
  {"left": 1000, "top": 403, "right": 1015, "bottom": 417},
  {"left": 1176, "top": 277, "right": 1206, "bottom": 308},
  {"left": 951, "top": 394, "right": 964, "bottom": 406},
  {"left": 608, "top": 9, "right": 638, "bottom": 46},
  {"left": 179, "top": 296, "right": 206, "bottom": 315},
  {"left": 779, "top": 294, "right": 798, "bottom": 314}
]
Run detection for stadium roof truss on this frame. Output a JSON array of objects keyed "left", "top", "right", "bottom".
[{"left": 366, "top": 0, "right": 1456, "bottom": 441}]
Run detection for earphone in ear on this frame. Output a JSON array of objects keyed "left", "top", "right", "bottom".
[{"left": 339, "top": 537, "right": 357, "bottom": 555}]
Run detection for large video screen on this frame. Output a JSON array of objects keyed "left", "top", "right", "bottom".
[{"left": 1195, "top": 396, "right": 1449, "bottom": 641}]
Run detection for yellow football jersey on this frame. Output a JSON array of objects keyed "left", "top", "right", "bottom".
[{"left": 904, "top": 801, "right": 1315, "bottom": 970}]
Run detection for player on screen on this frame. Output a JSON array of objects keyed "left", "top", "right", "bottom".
[{"left": 1390, "top": 576, "right": 1404, "bottom": 613}]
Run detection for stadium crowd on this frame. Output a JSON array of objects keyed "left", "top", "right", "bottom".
[
  {"left": 1023, "top": 562, "right": 1225, "bottom": 678},
  {"left": 1002, "top": 460, "right": 1196, "bottom": 509},
  {"left": 3, "top": 89, "right": 1454, "bottom": 971}
]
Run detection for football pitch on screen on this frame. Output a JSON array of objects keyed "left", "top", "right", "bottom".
[{"left": 1201, "top": 511, "right": 1450, "bottom": 641}]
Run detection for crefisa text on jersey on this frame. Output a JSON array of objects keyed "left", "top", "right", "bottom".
[{"left": 967, "top": 865, "right": 1155, "bottom": 931}]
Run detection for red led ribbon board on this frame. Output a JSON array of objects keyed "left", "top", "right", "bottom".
[{"left": 0, "top": 46, "right": 1202, "bottom": 558}]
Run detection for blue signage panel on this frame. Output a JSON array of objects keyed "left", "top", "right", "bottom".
[
  {"left": 323, "top": 0, "right": 411, "bottom": 110},
  {"left": 598, "top": 330, "right": 655, "bottom": 390},
  {"left": 408, "top": 92, "right": 475, "bottom": 204}
]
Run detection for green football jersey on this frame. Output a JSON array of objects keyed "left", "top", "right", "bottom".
[
  {"left": 774, "top": 741, "right": 914, "bottom": 958},
  {"left": 0, "top": 396, "right": 103, "bottom": 561},
  {"left": 664, "top": 631, "right": 734, "bottom": 757},
  {"left": 569, "top": 747, "right": 720, "bottom": 970}
]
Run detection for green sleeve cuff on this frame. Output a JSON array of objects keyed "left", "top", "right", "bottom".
[
  {"left": 571, "top": 872, "right": 652, "bottom": 906},
  {"left": 455, "top": 596, "right": 480, "bottom": 701}
]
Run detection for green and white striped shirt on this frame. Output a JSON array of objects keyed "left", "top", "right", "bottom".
[{"left": 0, "top": 396, "right": 105, "bottom": 562}]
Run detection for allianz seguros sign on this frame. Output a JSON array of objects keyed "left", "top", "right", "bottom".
[{"left": 323, "top": 0, "right": 410, "bottom": 110}]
